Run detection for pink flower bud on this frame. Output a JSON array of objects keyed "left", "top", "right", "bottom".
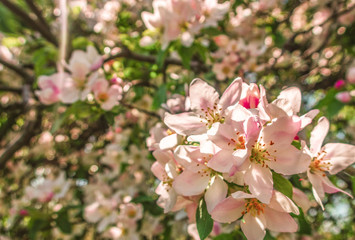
[
  {"left": 334, "top": 79, "right": 346, "bottom": 89},
  {"left": 110, "top": 77, "right": 122, "bottom": 85},
  {"left": 213, "top": 35, "right": 229, "bottom": 48},
  {"left": 335, "top": 91, "right": 352, "bottom": 103},
  {"left": 19, "top": 209, "right": 29, "bottom": 216}
]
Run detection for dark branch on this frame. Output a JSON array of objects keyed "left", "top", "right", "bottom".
[
  {"left": 24, "top": 0, "right": 52, "bottom": 34},
  {"left": 121, "top": 102, "right": 161, "bottom": 119},
  {"left": 105, "top": 47, "right": 209, "bottom": 73},
  {"left": 0, "top": 85, "right": 22, "bottom": 94},
  {"left": 0, "top": 0, "right": 58, "bottom": 46},
  {"left": 0, "top": 109, "right": 43, "bottom": 169},
  {"left": 0, "top": 57, "right": 34, "bottom": 84}
]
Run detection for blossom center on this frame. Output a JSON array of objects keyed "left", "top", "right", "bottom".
[
  {"left": 98, "top": 92, "right": 109, "bottom": 102},
  {"left": 200, "top": 102, "right": 224, "bottom": 128},
  {"left": 222, "top": 66, "right": 231, "bottom": 75},
  {"left": 228, "top": 132, "right": 246, "bottom": 150},
  {"left": 250, "top": 138, "right": 276, "bottom": 167},
  {"left": 309, "top": 150, "right": 331, "bottom": 176},
  {"left": 241, "top": 199, "right": 265, "bottom": 217}
]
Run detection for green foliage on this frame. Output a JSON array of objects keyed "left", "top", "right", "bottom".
[
  {"left": 152, "top": 84, "right": 167, "bottom": 110},
  {"left": 55, "top": 208, "right": 72, "bottom": 234},
  {"left": 32, "top": 43, "right": 57, "bottom": 76},
  {"left": 314, "top": 88, "right": 344, "bottom": 119},
  {"left": 272, "top": 172, "right": 293, "bottom": 199},
  {"left": 196, "top": 197, "right": 214, "bottom": 240}
]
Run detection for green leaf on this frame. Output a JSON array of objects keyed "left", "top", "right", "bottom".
[
  {"left": 56, "top": 209, "right": 72, "bottom": 234},
  {"left": 72, "top": 37, "right": 92, "bottom": 50},
  {"left": 196, "top": 197, "right": 214, "bottom": 240},
  {"left": 214, "top": 231, "right": 247, "bottom": 240},
  {"left": 291, "top": 140, "right": 301, "bottom": 150},
  {"left": 152, "top": 84, "right": 167, "bottom": 110},
  {"left": 351, "top": 176, "right": 355, "bottom": 195},
  {"left": 177, "top": 45, "right": 194, "bottom": 69},
  {"left": 156, "top": 48, "right": 168, "bottom": 69},
  {"left": 272, "top": 172, "right": 293, "bottom": 199},
  {"left": 314, "top": 88, "right": 344, "bottom": 119},
  {"left": 294, "top": 207, "right": 312, "bottom": 235}
]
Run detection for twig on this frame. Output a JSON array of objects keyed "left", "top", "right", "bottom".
[
  {"left": 0, "top": 109, "right": 43, "bottom": 169},
  {"left": 0, "top": 0, "right": 58, "bottom": 46},
  {"left": 104, "top": 47, "right": 209, "bottom": 73},
  {"left": 0, "top": 57, "right": 34, "bottom": 84},
  {"left": 24, "top": 0, "right": 52, "bottom": 33},
  {"left": 121, "top": 102, "right": 161, "bottom": 119},
  {"left": 0, "top": 85, "right": 22, "bottom": 94}
]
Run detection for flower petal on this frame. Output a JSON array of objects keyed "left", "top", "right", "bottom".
[
  {"left": 164, "top": 112, "right": 206, "bottom": 136},
  {"left": 173, "top": 170, "right": 210, "bottom": 196},
  {"left": 207, "top": 149, "right": 235, "bottom": 173},
  {"left": 268, "top": 191, "right": 299, "bottom": 214},
  {"left": 310, "top": 117, "right": 329, "bottom": 155},
  {"left": 300, "top": 109, "right": 319, "bottom": 130},
  {"left": 241, "top": 212, "right": 266, "bottom": 240},
  {"left": 205, "top": 176, "right": 228, "bottom": 213},
  {"left": 276, "top": 87, "right": 302, "bottom": 114},
  {"left": 189, "top": 78, "right": 220, "bottom": 112},
  {"left": 267, "top": 142, "right": 311, "bottom": 175},
  {"left": 307, "top": 170, "right": 325, "bottom": 210},
  {"left": 264, "top": 207, "right": 298, "bottom": 233},
  {"left": 210, "top": 197, "right": 244, "bottom": 223},
  {"left": 244, "top": 163, "right": 273, "bottom": 204},
  {"left": 323, "top": 143, "right": 355, "bottom": 175},
  {"left": 219, "top": 77, "right": 242, "bottom": 111},
  {"left": 322, "top": 174, "right": 353, "bottom": 198}
]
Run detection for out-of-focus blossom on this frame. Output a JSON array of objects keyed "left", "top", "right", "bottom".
[
  {"left": 334, "top": 79, "right": 346, "bottom": 89},
  {"left": 35, "top": 73, "right": 66, "bottom": 105},
  {"left": 25, "top": 172, "right": 71, "bottom": 202},
  {"left": 92, "top": 78, "right": 122, "bottom": 110},
  {"left": 335, "top": 91, "right": 352, "bottom": 103},
  {"left": 346, "top": 66, "right": 355, "bottom": 84}
]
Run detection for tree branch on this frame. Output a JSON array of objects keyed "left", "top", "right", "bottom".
[
  {"left": 0, "top": 109, "right": 43, "bottom": 169},
  {"left": 105, "top": 47, "right": 209, "bottom": 73},
  {"left": 0, "top": 0, "right": 58, "bottom": 46},
  {"left": 0, "top": 85, "right": 22, "bottom": 94},
  {"left": 0, "top": 57, "right": 34, "bottom": 84}
]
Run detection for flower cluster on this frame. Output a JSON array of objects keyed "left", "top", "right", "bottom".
[
  {"left": 35, "top": 46, "right": 122, "bottom": 110},
  {"left": 149, "top": 78, "right": 355, "bottom": 239},
  {"left": 212, "top": 36, "right": 266, "bottom": 80},
  {"left": 141, "top": 0, "right": 230, "bottom": 48}
]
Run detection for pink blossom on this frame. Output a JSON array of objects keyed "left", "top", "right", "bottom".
[
  {"left": 151, "top": 151, "right": 179, "bottom": 213},
  {"left": 24, "top": 172, "right": 70, "bottom": 202},
  {"left": 200, "top": 0, "right": 230, "bottom": 28},
  {"left": 164, "top": 78, "right": 242, "bottom": 135},
  {"left": 237, "top": 115, "right": 311, "bottom": 203},
  {"left": 211, "top": 191, "right": 299, "bottom": 240},
  {"left": 212, "top": 58, "right": 236, "bottom": 81},
  {"left": 35, "top": 73, "right": 66, "bottom": 105},
  {"left": 84, "top": 192, "right": 120, "bottom": 232},
  {"left": 92, "top": 78, "right": 122, "bottom": 110},
  {"left": 205, "top": 105, "right": 261, "bottom": 174},
  {"left": 307, "top": 117, "right": 355, "bottom": 209},
  {"left": 173, "top": 145, "right": 228, "bottom": 213},
  {"left": 335, "top": 91, "right": 352, "bottom": 103},
  {"left": 346, "top": 66, "right": 355, "bottom": 84}
]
